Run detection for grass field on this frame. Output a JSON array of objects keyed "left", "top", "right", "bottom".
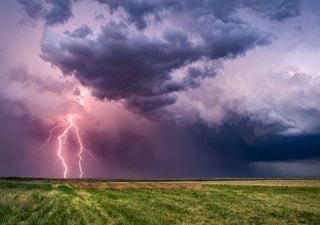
[{"left": 0, "top": 179, "right": 320, "bottom": 225}]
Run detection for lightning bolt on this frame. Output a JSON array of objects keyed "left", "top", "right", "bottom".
[
  {"left": 37, "top": 125, "right": 64, "bottom": 151},
  {"left": 73, "top": 116, "right": 84, "bottom": 178},
  {"left": 39, "top": 88, "right": 94, "bottom": 178},
  {"left": 57, "top": 115, "right": 85, "bottom": 178}
]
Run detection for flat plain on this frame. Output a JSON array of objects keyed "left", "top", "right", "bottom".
[{"left": 0, "top": 178, "right": 319, "bottom": 225}]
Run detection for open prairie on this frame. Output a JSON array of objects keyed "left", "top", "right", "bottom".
[{"left": 0, "top": 178, "right": 320, "bottom": 225}]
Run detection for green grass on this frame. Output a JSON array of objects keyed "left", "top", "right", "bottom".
[{"left": 0, "top": 179, "right": 319, "bottom": 225}]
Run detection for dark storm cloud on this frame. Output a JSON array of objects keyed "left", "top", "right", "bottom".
[
  {"left": 246, "top": 135, "right": 320, "bottom": 162},
  {"left": 40, "top": 0, "right": 298, "bottom": 115},
  {"left": 64, "top": 25, "right": 92, "bottom": 38},
  {"left": 98, "top": 0, "right": 301, "bottom": 29},
  {"left": 124, "top": 95, "right": 177, "bottom": 118},
  {"left": 17, "top": 0, "right": 302, "bottom": 118},
  {"left": 247, "top": 0, "right": 301, "bottom": 21},
  {"left": 18, "top": 0, "right": 302, "bottom": 116},
  {"left": 19, "top": 0, "right": 73, "bottom": 26},
  {"left": 44, "top": 0, "right": 73, "bottom": 26},
  {"left": 217, "top": 115, "right": 320, "bottom": 162}
]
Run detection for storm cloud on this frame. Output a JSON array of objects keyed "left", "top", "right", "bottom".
[
  {"left": 98, "top": 0, "right": 301, "bottom": 28},
  {"left": 1, "top": 0, "right": 319, "bottom": 178},
  {"left": 19, "top": 0, "right": 73, "bottom": 26},
  {"left": 38, "top": 0, "right": 299, "bottom": 116}
]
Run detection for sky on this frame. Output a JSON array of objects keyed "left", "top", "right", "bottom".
[{"left": 0, "top": 0, "right": 320, "bottom": 178}]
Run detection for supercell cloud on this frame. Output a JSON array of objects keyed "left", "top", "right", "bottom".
[
  {"left": 39, "top": 0, "right": 283, "bottom": 115},
  {"left": 0, "top": 0, "right": 319, "bottom": 178}
]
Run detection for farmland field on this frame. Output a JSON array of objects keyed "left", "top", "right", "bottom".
[{"left": 0, "top": 178, "right": 320, "bottom": 225}]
